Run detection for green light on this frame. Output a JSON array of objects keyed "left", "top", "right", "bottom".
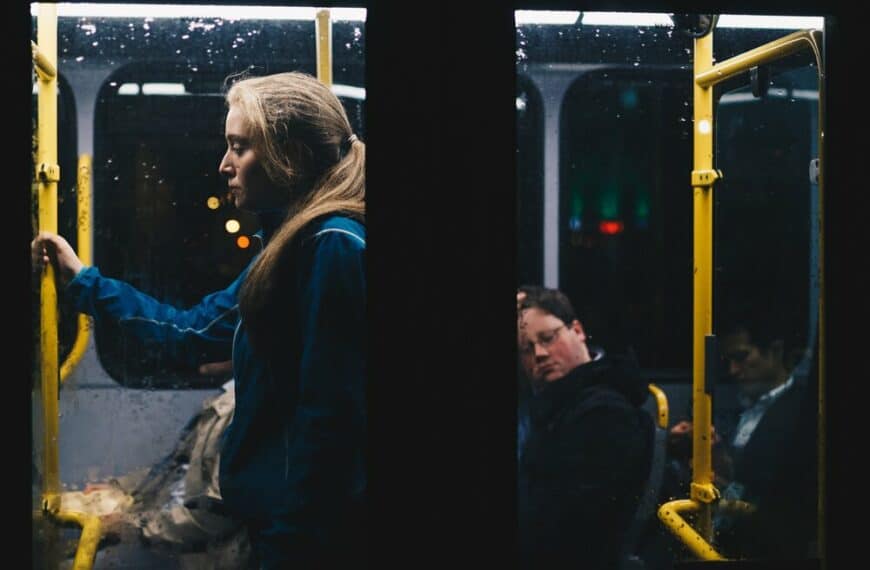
[
  {"left": 600, "top": 181, "right": 619, "bottom": 220},
  {"left": 635, "top": 191, "right": 649, "bottom": 222},
  {"left": 571, "top": 188, "right": 584, "bottom": 217}
]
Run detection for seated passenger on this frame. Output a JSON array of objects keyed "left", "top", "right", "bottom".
[
  {"left": 713, "top": 307, "right": 818, "bottom": 560},
  {"left": 517, "top": 286, "right": 655, "bottom": 569}
]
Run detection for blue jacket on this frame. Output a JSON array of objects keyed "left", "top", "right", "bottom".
[{"left": 66, "top": 214, "right": 366, "bottom": 552}]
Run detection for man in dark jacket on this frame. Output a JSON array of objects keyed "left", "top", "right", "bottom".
[
  {"left": 517, "top": 286, "right": 654, "bottom": 569},
  {"left": 713, "top": 309, "right": 818, "bottom": 560}
]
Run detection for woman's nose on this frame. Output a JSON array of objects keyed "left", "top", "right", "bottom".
[{"left": 218, "top": 151, "right": 233, "bottom": 176}]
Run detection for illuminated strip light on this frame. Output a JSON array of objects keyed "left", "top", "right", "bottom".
[
  {"left": 515, "top": 11, "right": 580, "bottom": 25},
  {"left": 580, "top": 12, "right": 672, "bottom": 27},
  {"left": 142, "top": 82, "right": 187, "bottom": 95},
  {"left": 717, "top": 15, "right": 823, "bottom": 30},
  {"left": 117, "top": 83, "right": 190, "bottom": 95},
  {"left": 519, "top": 11, "right": 823, "bottom": 29},
  {"left": 332, "top": 84, "right": 366, "bottom": 100},
  {"left": 30, "top": 4, "right": 365, "bottom": 21},
  {"left": 331, "top": 8, "right": 367, "bottom": 22},
  {"left": 118, "top": 83, "right": 139, "bottom": 95},
  {"left": 792, "top": 89, "right": 819, "bottom": 100}
]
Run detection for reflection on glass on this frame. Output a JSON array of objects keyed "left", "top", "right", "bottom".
[
  {"left": 516, "top": 9, "right": 825, "bottom": 567},
  {"left": 32, "top": 6, "right": 366, "bottom": 568},
  {"left": 712, "top": 50, "right": 821, "bottom": 560}
]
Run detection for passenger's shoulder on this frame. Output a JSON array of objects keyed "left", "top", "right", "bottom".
[{"left": 307, "top": 215, "right": 366, "bottom": 249}]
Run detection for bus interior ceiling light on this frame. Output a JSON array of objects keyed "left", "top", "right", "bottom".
[
  {"left": 331, "top": 84, "right": 366, "bottom": 101},
  {"left": 31, "top": 4, "right": 366, "bottom": 21},
  {"left": 580, "top": 12, "right": 673, "bottom": 27},
  {"left": 515, "top": 11, "right": 580, "bottom": 25},
  {"left": 517, "top": 11, "right": 823, "bottom": 30},
  {"left": 141, "top": 83, "right": 187, "bottom": 96}
]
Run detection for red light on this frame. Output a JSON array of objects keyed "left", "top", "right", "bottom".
[{"left": 599, "top": 220, "right": 624, "bottom": 235}]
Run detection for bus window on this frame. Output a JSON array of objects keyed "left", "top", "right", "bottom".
[
  {"left": 45, "top": 9, "right": 366, "bottom": 388},
  {"left": 712, "top": 46, "right": 821, "bottom": 561},
  {"left": 559, "top": 69, "right": 693, "bottom": 369},
  {"left": 516, "top": 15, "right": 695, "bottom": 377},
  {"left": 516, "top": 76, "right": 543, "bottom": 287}
]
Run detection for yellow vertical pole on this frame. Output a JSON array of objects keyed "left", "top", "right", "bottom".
[
  {"left": 691, "top": 31, "right": 718, "bottom": 541},
  {"left": 316, "top": 9, "right": 332, "bottom": 87},
  {"left": 37, "top": 1, "right": 61, "bottom": 514}
]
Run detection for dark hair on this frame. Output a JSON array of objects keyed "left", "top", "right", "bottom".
[
  {"left": 518, "top": 285, "right": 578, "bottom": 326},
  {"left": 718, "top": 299, "right": 809, "bottom": 370}
]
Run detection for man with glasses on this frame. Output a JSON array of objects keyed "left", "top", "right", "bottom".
[{"left": 517, "top": 286, "right": 656, "bottom": 569}]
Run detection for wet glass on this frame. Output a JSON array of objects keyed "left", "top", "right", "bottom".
[
  {"left": 712, "top": 41, "right": 822, "bottom": 561},
  {"left": 31, "top": 5, "right": 365, "bottom": 567}
]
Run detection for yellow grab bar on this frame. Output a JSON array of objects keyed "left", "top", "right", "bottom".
[
  {"left": 695, "top": 30, "right": 822, "bottom": 89},
  {"left": 658, "top": 500, "right": 725, "bottom": 561},
  {"left": 60, "top": 155, "right": 93, "bottom": 383},
  {"left": 647, "top": 384, "right": 669, "bottom": 429},
  {"left": 316, "top": 9, "right": 333, "bottom": 87},
  {"left": 662, "top": 25, "right": 824, "bottom": 562},
  {"left": 36, "top": 1, "right": 61, "bottom": 514},
  {"left": 35, "top": 5, "right": 101, "bottom": 568},
  {"left": 689, "top": 28, "right": 717, "bottom": 543},
  {"left": 54, "top": 510, "right": 102, "bottom": 570}
]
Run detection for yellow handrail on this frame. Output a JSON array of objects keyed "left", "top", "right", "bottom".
[
  {"left": 657, "top": 500, "right": 725, "bottom": 560},
  {"left": 34, "top": 5, "right": 101, "bottom": 568},
  {"left": 647, "top": 384, "right": 669, "bottom": 429},
  {"left": 695, "top": 30, "right": 822, "bottom": 89},
  {"left": 60, "top": 155, "right": 93, "bottom": 383},
  {"left": 54, "top": 510, "right": 102, "bottom": 570},
  {"left": 36, "top": 0, "right": 61, "bottom": 516},
  {"left": 660, "top": 25, "right": 824, "bottom": 562},
  {"left": 316, "top": 9, "right": 332, "bottom": 87},
  {"left": 689, "top": 27, "right": 718, "bottom": 542}
]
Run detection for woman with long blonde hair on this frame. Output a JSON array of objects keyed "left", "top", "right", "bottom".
[{"left": 33, "top": 71, "right": 366, "bottom": 567}]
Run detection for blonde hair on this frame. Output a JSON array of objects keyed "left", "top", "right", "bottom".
[{"left": 227, "top": 72, "right": 365, "bottom": 351}]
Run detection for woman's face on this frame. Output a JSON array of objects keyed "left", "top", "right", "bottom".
[{"left": 219, "top": 106, "right": 285, "bottom": 212}]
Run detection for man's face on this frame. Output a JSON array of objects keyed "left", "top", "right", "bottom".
[
  {"left": 721, "top": 330, "right": 781, "bottom": 399},
  {"left": 518, "top": 308, "right": 590, "bottom": 384}
]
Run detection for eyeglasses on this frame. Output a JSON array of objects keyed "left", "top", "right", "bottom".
[{"left": 519, "top": 324, "right": 566, "bottom": 356}]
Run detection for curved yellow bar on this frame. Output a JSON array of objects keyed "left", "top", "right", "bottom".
[
  {"left": 695, "top": 30, "right": 822, "bottom": 89},
  {"left": 53, "top": 510, "right": 102, "bottom": 570},
  {"left": 60, "top": 155, "right": 93, "bottom": 384},
  {"left": 658, "top": 500, "right": 725, "bottom": 561},
  {"left": 647, "top": 384, "right": 669, "bottom": 429}
]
